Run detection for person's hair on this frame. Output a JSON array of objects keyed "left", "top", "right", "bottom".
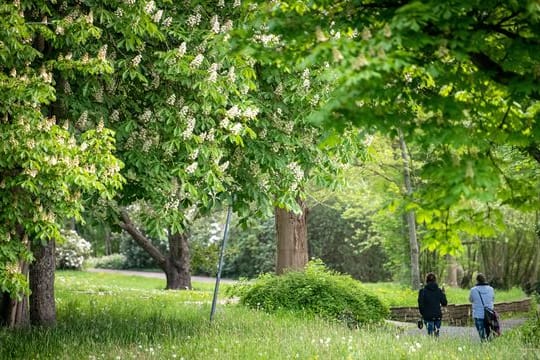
[
  {"left": 476, "top": 273, "right": 486, "bottom": 283},
  {"left": 425, "top": 272, "right": 436, "bottom": 283}
]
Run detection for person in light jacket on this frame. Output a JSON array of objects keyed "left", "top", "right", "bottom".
[{"left": 469, "top": 273, "right": 495, "bottom": 340}]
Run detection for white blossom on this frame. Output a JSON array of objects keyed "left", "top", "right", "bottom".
[
  {"left": 162, "top": 16, "right": 172, "bottom": 27},
  {"left": 207, "top": 63, "right": 219, "bottom": 83},
  {"left": 110, "top": 110, "right": 120, "bottom": 122},
  {"left": 228, "top": 66, "right": 236, "bottom": 82},
  {"left": 274, "top": 83, "right": 283, "bottom": 96},
  {"left": 211, "top": 15, "right": 220, "bottom": 34},
  {"left": 186, "top": 162, "right": 198, "bottom": 174},
  {"left": 226, "top": 105, "right": 241, "bottom": 118},
  {"left": 152, "top": 9, "right": 163, "bottom": 23},
  {"left": 253, "top": 33, "right": 281, "bottom": 47},
  {"left": 166, "top": 94, "right": 176, "bottom": 106},
  {"left": 177, "top": 42, "right": 187, "bottom": 57},
  {"left": 132, "top": 54, "right": 142, "bottom": 66},
  {"left": 231, "top": 123, "right": 242, "bottom": 135},
  {"left": 219, "top": 161, "right": 229, "bottom": 172},
  {"left": 233, "top": 0, "right": 241, "bottom": 7},
  {"left": 361, "top": 27, "right": 372, "bottom": 40},
  {"left": 190, "top": 54, "right": 204, "bottom": 69},
  {"left": 189, "top": 149, "right": 199, "bottom": 160},
  {"left": 221, "top": 20, "right": 233, "bottom": 33},
  {"left": 243, "top": 107, "right": 259, "bottom": 119},
  {"left": 220, "top": 118, "right": 230, "bottom": 129},
  {"left": 182, "top": 116, "right": 196, "bottom": 139},
  {"left": 144, "top": 1, "right": 156, "bottom": 14},
  {"left": 98, "top": 45, "right": 108, "bottom": 61},
  {"left": 140, "top": 109, "right": 152, "bottom": 123},
  {"left": 332, "top": 48, "right": 344, "bottom": 62},
  {"left": 115, "top": 8, "right": 124, "bottom": 17},
  {"left": 187, "top": 12, "right": 201, "bottom": 27}
]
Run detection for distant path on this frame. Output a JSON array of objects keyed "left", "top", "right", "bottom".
[
  {"left": 86, "top": 268, "right": 237, "bottom": 284},
  {"left": 388, "top": 318, "right": 527, "bottom": 339}
]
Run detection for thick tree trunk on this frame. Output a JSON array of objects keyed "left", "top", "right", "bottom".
[
  {"left": 164, "top": 233, "right": 192, "bottom": 290},
  {"left": 29, "top": 240, "right": 56, "bottom": 326},
  {"left": 275, "top": 198, "right": 309, "bottom": 274},
  {"left": 119, "top": 210, "right": 191, "bottom": 290},
  {"left": 399, "top": 131, "right": 421, "bottom": 290}
]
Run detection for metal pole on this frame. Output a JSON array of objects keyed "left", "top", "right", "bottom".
[{"left": 210, "top": 203, "right": 233, "bottom": 322}]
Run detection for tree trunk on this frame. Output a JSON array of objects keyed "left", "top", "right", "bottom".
[
  {"left": 533, "top": 211, "right": 540, "bottom": 285},
  {"left": 104, "top": 226, "right": 112, "bottom": 256},
  {"left": 399, "top": 131, "right": 421, "bottom": 290},
  {"left": 0, "top": 261, "right": 30, "bottom": 328},
  {"left": 164, "top": 232, "right": 192, "bottom": 290},
  {"left": 119, "top": 210, "right": 191, "bottom": 290},
  {"left": 29, "top": 240, "right": 56, "bottom": 327},
  {"left": 445, "top": 254, "right": 458, "bottom": 287},
  {"left": 275, "top": 198, "right": 309, "bottom": 274}
]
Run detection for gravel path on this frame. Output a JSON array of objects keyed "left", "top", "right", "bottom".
[
  {"left": 388, "top": 318, "right": 527, "bottom": 339},
  {"left": 86, "top": 268, "right": 237, "bottom": 284}
]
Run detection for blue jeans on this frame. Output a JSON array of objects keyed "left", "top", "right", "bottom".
[
  {"left": 424, "top": 319, "right": 441, "bottom": 336},
  {"left": 474, "top": 318, "right": 487, "bottom": 340}
]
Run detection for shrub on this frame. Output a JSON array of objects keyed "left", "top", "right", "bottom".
[
  {"left": 229, "top": 260, "right": 389, "bottom": 327},
  {"left": 86, "top": 254, "right": 127, "bottom": 269},
  {"left": 56, "top": 230, "right": 92, "bottom": 270}
]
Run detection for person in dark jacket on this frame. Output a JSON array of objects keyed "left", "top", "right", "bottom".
[{"left": 418, "top": 272, "right": 448, "bottom": 336}]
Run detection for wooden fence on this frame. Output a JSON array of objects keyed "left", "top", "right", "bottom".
[{"left": 389, "top": 298, "right": 532, "bottom": 326}]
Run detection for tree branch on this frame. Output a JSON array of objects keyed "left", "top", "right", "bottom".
[{"left": 119, "top": 209, "right": 166, "bottom": 267}]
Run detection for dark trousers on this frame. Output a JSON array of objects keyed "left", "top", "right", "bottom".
[
  {"left": 474, "top": 318, "right": 488, "bottom": 340},
  {"left": 424, "top": 319, "right": 441, "bottom": 336}
]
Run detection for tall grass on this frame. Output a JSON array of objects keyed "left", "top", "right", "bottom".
[{"left": 0, "top": 271, "right": 534, "bottom": 360}]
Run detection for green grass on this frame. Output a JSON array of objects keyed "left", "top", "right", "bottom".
[
  {"left": 361, "top": 282, "right": 528, "bottom": 307},
  {"left": 0, "top": 271, "right": 535, "bottom": 360}
]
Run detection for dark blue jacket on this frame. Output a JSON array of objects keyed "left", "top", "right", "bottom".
[{"left": 418, "top": 282, "right": 448, "bottom": 320}]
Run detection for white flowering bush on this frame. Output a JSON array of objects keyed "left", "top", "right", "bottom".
[{"left": 56, "top": 230, "right": 92, "bottom": 270}]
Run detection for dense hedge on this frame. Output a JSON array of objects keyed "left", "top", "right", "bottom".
[{"left": 230, "top": 261, "right": 389, "bottom": 327}]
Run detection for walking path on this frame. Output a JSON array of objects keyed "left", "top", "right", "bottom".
[
  {"left": 87, "top": 268, "right": 237, "bottom": 284},
  {"left": 388, "top": 318, "right": 527, "bottom": 338}
]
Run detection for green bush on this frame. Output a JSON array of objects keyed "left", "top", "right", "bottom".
[
  {"left": 86, "top": 254, "right": 127, "bottom": 269},
  {"left": 229, "top": 260, "right": 389, "bottom": 327}
]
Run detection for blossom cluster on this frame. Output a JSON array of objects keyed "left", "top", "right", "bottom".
[{"left": 56, "top": 230, "right": 92, "bottom": 270}]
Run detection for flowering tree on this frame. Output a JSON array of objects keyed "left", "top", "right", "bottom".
[
  {"left": 97, "top": 0, "right": 355, "bottom": 283},
  {"left": 0, "top": 1, "right": 123, "bottom": 327}
]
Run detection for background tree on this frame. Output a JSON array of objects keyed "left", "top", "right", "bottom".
[{"left": 249, "top": 0, "right": 540, "bottom": 279}]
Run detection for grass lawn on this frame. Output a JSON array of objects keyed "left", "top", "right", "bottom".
[{"left": 0, "top": 271, "right": 535, "bottom": 359}]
